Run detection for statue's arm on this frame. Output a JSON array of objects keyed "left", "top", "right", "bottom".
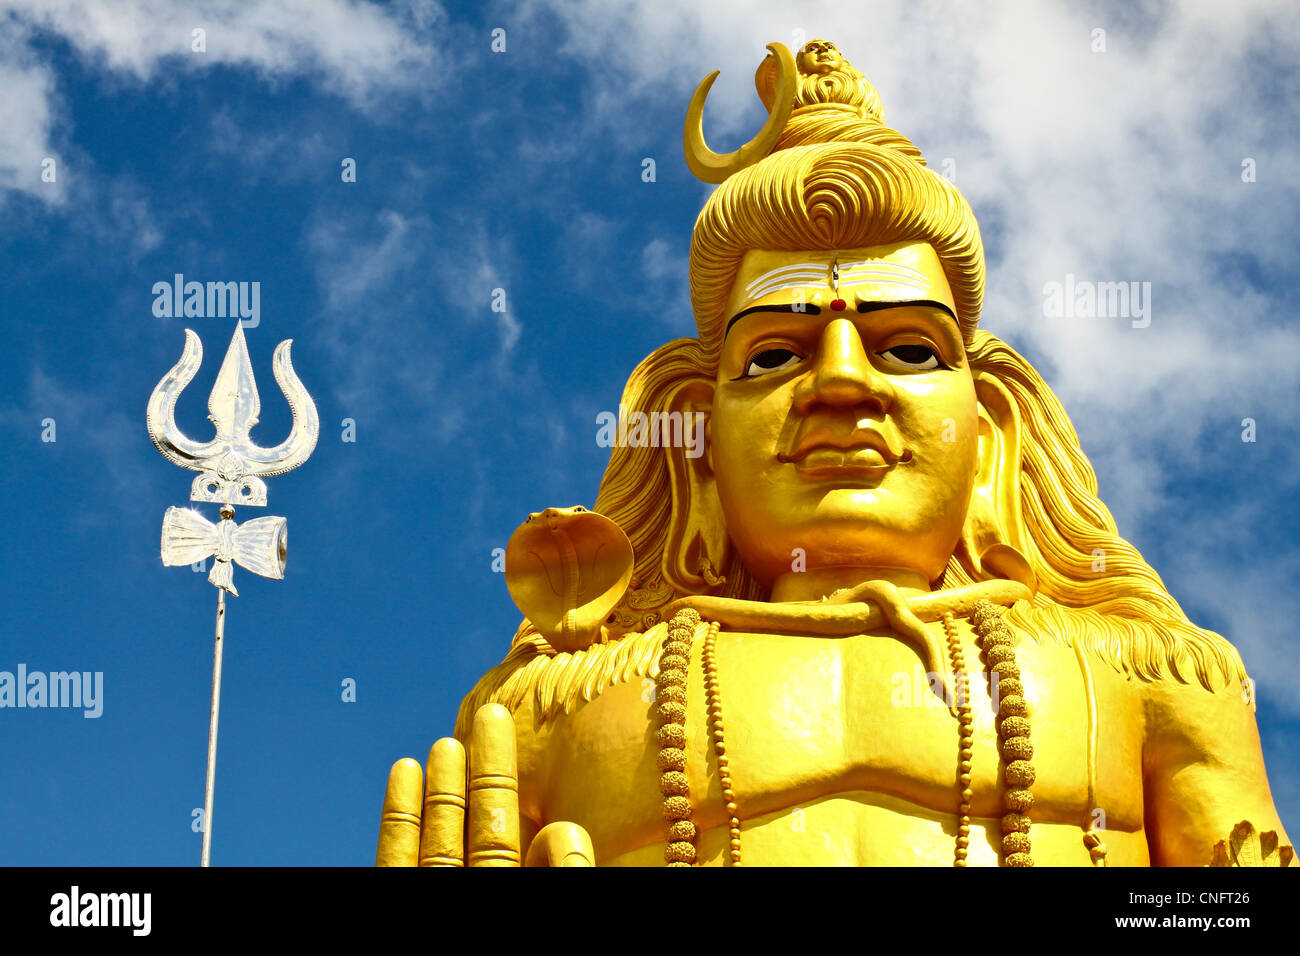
[{"left": 1142, "top": 675, "right": 1291, "bottom": 866}]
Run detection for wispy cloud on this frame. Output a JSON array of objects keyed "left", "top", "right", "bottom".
[
  {"left": 205, "top": 110, "right": 332, "bottom": 184},
  {"left": 1157, "top": 484, "right": 1300, "bottom": 701},
  {"left": 0, "top": 361, "right": 160, "bottom": 511},
  {"left": 640, "top": 236, "right": 691, "bottom": 332},
  {"left": 302, "top": 205, "right": 526, "bottom": 440}
]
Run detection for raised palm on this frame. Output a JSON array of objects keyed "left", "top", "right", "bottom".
[{"left": 376, "top": 703, "right": 594, "bottom": 867}]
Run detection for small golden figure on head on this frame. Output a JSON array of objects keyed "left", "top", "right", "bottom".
[
  {"left": 377, "top": 40, "right": 1293, "bottom": 868},
  {"left": 796, "top": 38, "right": 843, "bottom": 75}
]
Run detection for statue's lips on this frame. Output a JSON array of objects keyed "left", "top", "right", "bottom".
[
  {"left": 777, "top": 428, "right": 908, "bottom": 467},
  {"left": 795, "top": 447, "right": 889, "bottom": 470},
  {"left": 789, "top": 446, "right": 895, "bottom": 480},
  {"left": 777, "top": 430, "right": 910, "bottom": 482}
]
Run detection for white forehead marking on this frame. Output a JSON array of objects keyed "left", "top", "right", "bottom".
[
  {"left": 841, "top": 261, "right": 928, "bottom": 284},
  {"left": 742, "top": 259, "right": 933, "bottom": 305},
  {"left": 743, "top": 263, "right": 825, "bottom": 296}
]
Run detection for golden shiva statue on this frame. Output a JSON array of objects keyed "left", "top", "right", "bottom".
[{"left": 375, "top": 40, "right": 1293, "bottom": 867}]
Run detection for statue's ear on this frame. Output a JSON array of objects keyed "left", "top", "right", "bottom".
[
  {"left": 958, "top": 371, "right": 1037, "bottom": 593},
  {"left": 662, "top": 378, "right": 732, "bottom": 595}
]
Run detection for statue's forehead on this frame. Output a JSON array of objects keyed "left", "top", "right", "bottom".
[{"left": 727, "top": 241, "right": 955, "bottom": 315}]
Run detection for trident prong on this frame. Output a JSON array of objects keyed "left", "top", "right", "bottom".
[{"left": 147, "top": 323, "right": 319, "bottom": 505}]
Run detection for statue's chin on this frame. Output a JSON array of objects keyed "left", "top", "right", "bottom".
[
  {"left": 740, "top": 533, "right": 951, "bottom": 589},
  {"left": 761, "top": 503, "right": 953, "bottom": 543}
]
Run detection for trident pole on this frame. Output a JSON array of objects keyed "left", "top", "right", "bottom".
[
  {"left": 148, "top": 322, "right": 318, "bottom": 869},
  {"left": 201, "top": 584, "right": 226, "bottom": 867}
]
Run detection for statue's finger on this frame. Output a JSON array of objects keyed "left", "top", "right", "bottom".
[
  {"left": 467, "top": 703, "right": 521, "bottom": 866},
  {"left": 525, "top": 822, "right": 595, "bottom": 867},
  {"left": 375, "top": 757, "right": 423, "bottom": 867},
  {"left": 419, "top": 738, "right": 466, "bottom": 867}
]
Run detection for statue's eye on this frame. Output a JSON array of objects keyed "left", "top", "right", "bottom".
[
  {"left": 745, "top": 348, "right": 803, "bottom": 377},
  {"left": 878, "top": 344, "right": 945, "bottom": 370}
]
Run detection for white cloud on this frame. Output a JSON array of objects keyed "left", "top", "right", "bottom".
[
  {"left": 3, "top": 0, "right": 444, "bottom": 98},
  {"left": 0, "top": 26, "right": 62, "bottom": 202},
  {"left": 0, "top": 0, "right": 447, "bottom": 204}
]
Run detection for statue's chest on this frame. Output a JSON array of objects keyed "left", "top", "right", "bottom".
[
  {"left": 533, "top": 620, "right": 1145, "bottom": 859},
  {"left": 700, "top": 625, "right": 1140, "bottom": 819}
]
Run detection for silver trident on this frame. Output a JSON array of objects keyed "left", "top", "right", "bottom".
[{"left": 147, "top": 322, "right": 318, "bottom": 866}]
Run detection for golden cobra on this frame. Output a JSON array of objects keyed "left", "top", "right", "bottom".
[{"left": 504, "top": 507, "right": 634, "bottom": 653}]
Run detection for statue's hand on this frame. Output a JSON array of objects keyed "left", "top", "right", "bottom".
[{"left": 375, "top": 703, "right": 595, "bottom": 867}]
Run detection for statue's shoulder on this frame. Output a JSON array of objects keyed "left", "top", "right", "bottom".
[
  {"left": 453, "top": 620, "right": 671, "bottom": 740},
  {"left": 1005, "top": 600, "right": 1249, "bottom": 701}
]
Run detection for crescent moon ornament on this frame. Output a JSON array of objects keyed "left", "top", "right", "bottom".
[{"left": 683, "top": 42, "right": 797, "bottom": 184}]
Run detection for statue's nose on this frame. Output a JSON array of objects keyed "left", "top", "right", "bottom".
[{"left": 793, "top": 318, "right": 892, "bottom": 413}]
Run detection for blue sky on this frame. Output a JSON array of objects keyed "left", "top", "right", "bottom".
[{"left": 1, "top": 0, "right": 1297, "bottom": 865}]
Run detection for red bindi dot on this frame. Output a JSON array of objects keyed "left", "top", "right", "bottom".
[{"left": 830, "top": 298, "right": 847, "bottom": 312}]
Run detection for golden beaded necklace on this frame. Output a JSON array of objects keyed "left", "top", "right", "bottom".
[
  {"left": 655, "top": 608, "right": 698, "bottom": 865},
  {"left": 971, "top": 599, "right": 1035, "bottom": 866},
  {"left": 656, "top": 599, "right": 1036, "bottom": 866},
  {"left": 942, "top": 611, "right": 975, "bottom": 865}
]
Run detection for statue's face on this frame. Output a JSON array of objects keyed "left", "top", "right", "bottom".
[
  {"left": 709, "top": 241, "right": 978, "bottom": 587},
  {"left": 798, "top": 40, "right": 842, "bottom": 75}
]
